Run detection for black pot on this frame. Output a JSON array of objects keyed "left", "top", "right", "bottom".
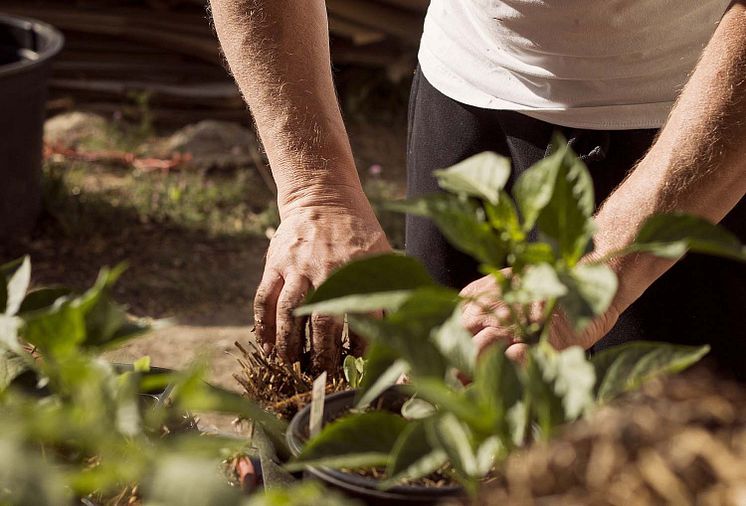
[
  {"left": 287, "top": 388, "right": 464, "bottom": 506},
  {"left": 12, "top": 362, "right": 198, "bottom": 432},
  {"left": 112, "top": 363, "right": 199, "bottom": 433},
  {"left": 0, "top": 14, "right": 63, "bottom": 240}
]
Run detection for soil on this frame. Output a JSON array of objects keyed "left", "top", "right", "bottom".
[{"left": 346, "top": 465, "right": 457, "bottom": 489}]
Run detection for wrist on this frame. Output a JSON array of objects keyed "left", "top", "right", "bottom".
[
  {"left": 277, "top": 180, "right": 379, "bottom": 225},
  {"left": 583, "top": 234, "right": 676, "bottom": 317}
]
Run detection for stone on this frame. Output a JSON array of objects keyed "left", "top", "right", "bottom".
[
  {"left": 158, "top": 120, "right": 259, "bottom": 171},
  {"left": 44, "top": 111, "right": 108, "bottom": 148}
]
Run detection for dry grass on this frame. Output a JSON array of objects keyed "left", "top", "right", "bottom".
[
  {"left": 232, "top": 341, "right": 348, "bottom": 421},
  {"left": 482, "top": 365, "right": 746, "bottom": 506}
]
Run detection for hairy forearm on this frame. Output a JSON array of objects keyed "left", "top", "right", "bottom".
[
  {"left": 594, "top": 1, "right": 746, "bottom": 309},
  {"left": 209, "top": 0, "right": 364, "bottom": 214}
]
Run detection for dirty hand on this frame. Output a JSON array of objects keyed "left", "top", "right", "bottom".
[
  {"left": 254, "top": 199, "right": 390, "bottom": 373},
  {"left": 459, "top": 271, "right": 621, "bottom": 363}
]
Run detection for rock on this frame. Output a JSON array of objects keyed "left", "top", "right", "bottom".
[
  {"left": 44, "top": 111, "right": 109, "bottom": 148},
  {"left": 158, "top": 120, "right": 259, "bottom": 171}
]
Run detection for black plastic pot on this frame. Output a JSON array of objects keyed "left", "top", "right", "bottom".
[
  {"left": 112, "top": 363, "right": 199, "bottom": 433},
  {"left": 0, "top": 14, "right": 63, "bottom": 240},
  {"left": 287, "top": 388, "right": 464, "bottom": 506},
  {"left": 12, "top": 362, "right": 198, "bottom": 432}
]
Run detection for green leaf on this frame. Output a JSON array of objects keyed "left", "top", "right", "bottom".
[
  {"left": 252, "top": 425, "right": 297, "bottom": 490},
  {"left": 293, "top": 412, "right": 409, "bottom": 468},
  {"left": 550, "top": 346, "right": 596, "bottom": 419},
  {"left": 515, "top": 136, "right": 595, "bottom": 264},
  {"left": 78, "top": 264, "right": 139, "bottom": 348},
  {"left": 505, "top": 263, "right": 567, "bottom": 305},
  {"left": 21, "top": 299, "right": 87, "bottom": 357},
  {"left": 429, "top": 413, "right": 478, "bottom": 478},
  {"left": 286, "top": 452, "right": 391, "bottom": 472},
  {"left": 506, "top": 402, "right": 528, "bottom": 446},
  {"left": 4, "top": 256, "right": 30, "bottom": 316},
  {"left": 513, "top": 142, "right": 565, "bottom": 231},
  {"left": 247, "top": 482, "right": 353, "bottom": 506},
  {"left": 538, "top": 149, "right": 595, "bottom": 264},
  {"left": 133, "top": 356, "right": 151, "bottom": 373},
  {"left": 348, "top": 287, "right": 460, "bottom": 380},
  {"left": 297, "top": 290, "right": 413, "bottom": 316},
  {"left": 0, "top": 258, "right": 24, "bottom": 316},
  {"left": 475, "top": 436, "right": 502, "bottom": 475},
  {"left": 530, "top": 344, "right": 596, "bottom": 423},
  {"left": 406, "top": 380, "right": 487, "bottom": 433},
  {"left": 0, "top": 350, "right": 29, "bottom": 391},
  {"left": 350, "top": 315, "right": 446, "bottom": 380},
  {"left": 355, "top": 343, "right": 406, "bottom": 408},
  {"left": 473, "top": 345, "right": 522, "bottom": 438},
  {"left": 434, "top": 152, "right": 511, "bottom": 205},
  {"left": 389, "top": 194, "right": 507, "bottom": 266},
  {"left": 169, "top": 364, "right": 287, "bottom": 451},
  {"left": 343, "top": 355, "right": 359, "bottom": 387},
  {"left": 147, "top": 455, "right": 242, "bottom": 506},
  {"left": 303, "top": 254, "right": 435, "bottom": 307},
  {"left": 631, "top": 213, "right": 746, "bottom": 262},
  {"left": 18, "top": 287, "right": 71, "bottom": 315},
  {"left": 0, "top": 314, "right": 22, "bottom": 353},
  {"left": 512, "top": 243, "right": 556, "bottom": 271},
  {"left": 484, "top": 192, "right": 524, "bottom": 242},
  {"left": 430, "top": 308, "right": 476, "bottom": 376},
  {"left": 401, "top": 398, "right": 436, "bottom": 420},
  {"left": 558, "top": 263, "right": 618, "bottom": 332},
  {"left": 0, "top": 438, "right": 70, "bottom": 506},
  {"left": 384, "top": 420, "right": 446, "bottom": 486},
  {"left": 592, "top": 341, "right": 710, "bottom": 403}
]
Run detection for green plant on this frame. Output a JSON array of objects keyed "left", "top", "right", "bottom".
[
  {"left": 0, "top": 257, "right": 290, "bottom": 506},
  {"left": 342, "top": 355, "right": 366, "bottom": 389},
  {"left": 289, "top": 136, "right": 745, "bottom": 494}
]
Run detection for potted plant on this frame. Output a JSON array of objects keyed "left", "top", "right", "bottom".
[
  {"left": 0, "top": 257, "right": 286, "bottom": 505},
  {"left": 284, "top": 136, "right": 745, "bottom": 502}
]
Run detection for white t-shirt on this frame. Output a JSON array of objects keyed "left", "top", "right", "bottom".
[{"left": 418, "top": 0, "right": 731, "bottom": 129}]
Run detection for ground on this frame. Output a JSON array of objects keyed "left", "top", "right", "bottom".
[{"left": 1, "top": 79, "right": 409, "bottom": 431}]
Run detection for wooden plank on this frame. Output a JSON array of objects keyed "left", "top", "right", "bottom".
[
  {"left": 49, "top": 78, "right": 241, "bottom": 101},
  {"left": 376, "top": 0, "right": 429, "bottom": 14},
  {"left": 328, "top": 16, "right": 387, "bottom": 46},
  {"left": 326, "top": 0, "right": 423, "bottom": 44},
  {"left": 2, "top": 4, "right": 222, "bottom": 64}
]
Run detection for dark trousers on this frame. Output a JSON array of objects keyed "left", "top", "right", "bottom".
[{"left": 405, "top": 68, "right": 746, "bottom": 378}]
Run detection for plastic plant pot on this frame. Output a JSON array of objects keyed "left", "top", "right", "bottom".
[
  {"left": 112, "top": 363, "right": 199, "bottom": 433},
  {"left": 287, "top": 388, "right": 464, "bottom": 506},
  {"left": 0, "top": 14, "right": 63, "bottom": 240},
  {"left": 12, "top": 362, "right": 198, "bottom": 433}
]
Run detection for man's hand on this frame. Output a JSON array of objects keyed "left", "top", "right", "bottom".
[
  {"left": 254, "top": 197, "right": 390, "bottom": 373},
  {"left": 459, "top": 272, "right": 620, "bottom": 362},
  {"left": 209, "top": 0, "right": 389, "bottom": 372}
]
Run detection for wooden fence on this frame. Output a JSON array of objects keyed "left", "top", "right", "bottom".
[{"left": 5, "top": 0, "right": 426, "bottom": 123}]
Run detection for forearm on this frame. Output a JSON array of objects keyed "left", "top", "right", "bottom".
[
  {"left": 209, "top": 0, "right": 364, "bottom": 215},
  {"left": 593, "top": 2, "right": 746, "bottom": 309}
]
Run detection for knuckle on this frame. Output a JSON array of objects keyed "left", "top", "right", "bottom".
[
  {"left": 311, "top": 313, "right": 336, "bottom": 328},
  {"left": 254, "top": 287, "right": 269, "bottom": 304},
  {"left": 277, "top": 299, "right": 296, "bottom": 316}
]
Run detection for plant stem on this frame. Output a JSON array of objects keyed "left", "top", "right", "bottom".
[{"left": 538, "top": 298, "right": 557, "bottom": 343}]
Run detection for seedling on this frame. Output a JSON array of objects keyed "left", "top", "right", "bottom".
[{"left": 290, "top": 136, "right": 744, "bottom": 494}]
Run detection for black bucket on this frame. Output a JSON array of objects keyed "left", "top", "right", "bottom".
[
  {"left": 287, "top": 388, "right": 464, "bottom": 506},
  {"left": 0, "top": 14, "right": 63, "bottom": 240}
]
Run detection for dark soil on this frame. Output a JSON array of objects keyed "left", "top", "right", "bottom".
[{"left": 345, "top": 465, "right": 458, "bottom": 489}]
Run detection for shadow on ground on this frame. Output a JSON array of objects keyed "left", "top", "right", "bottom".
[{"left": 1, "top": 167, "right": 270, "bottom": 327}]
